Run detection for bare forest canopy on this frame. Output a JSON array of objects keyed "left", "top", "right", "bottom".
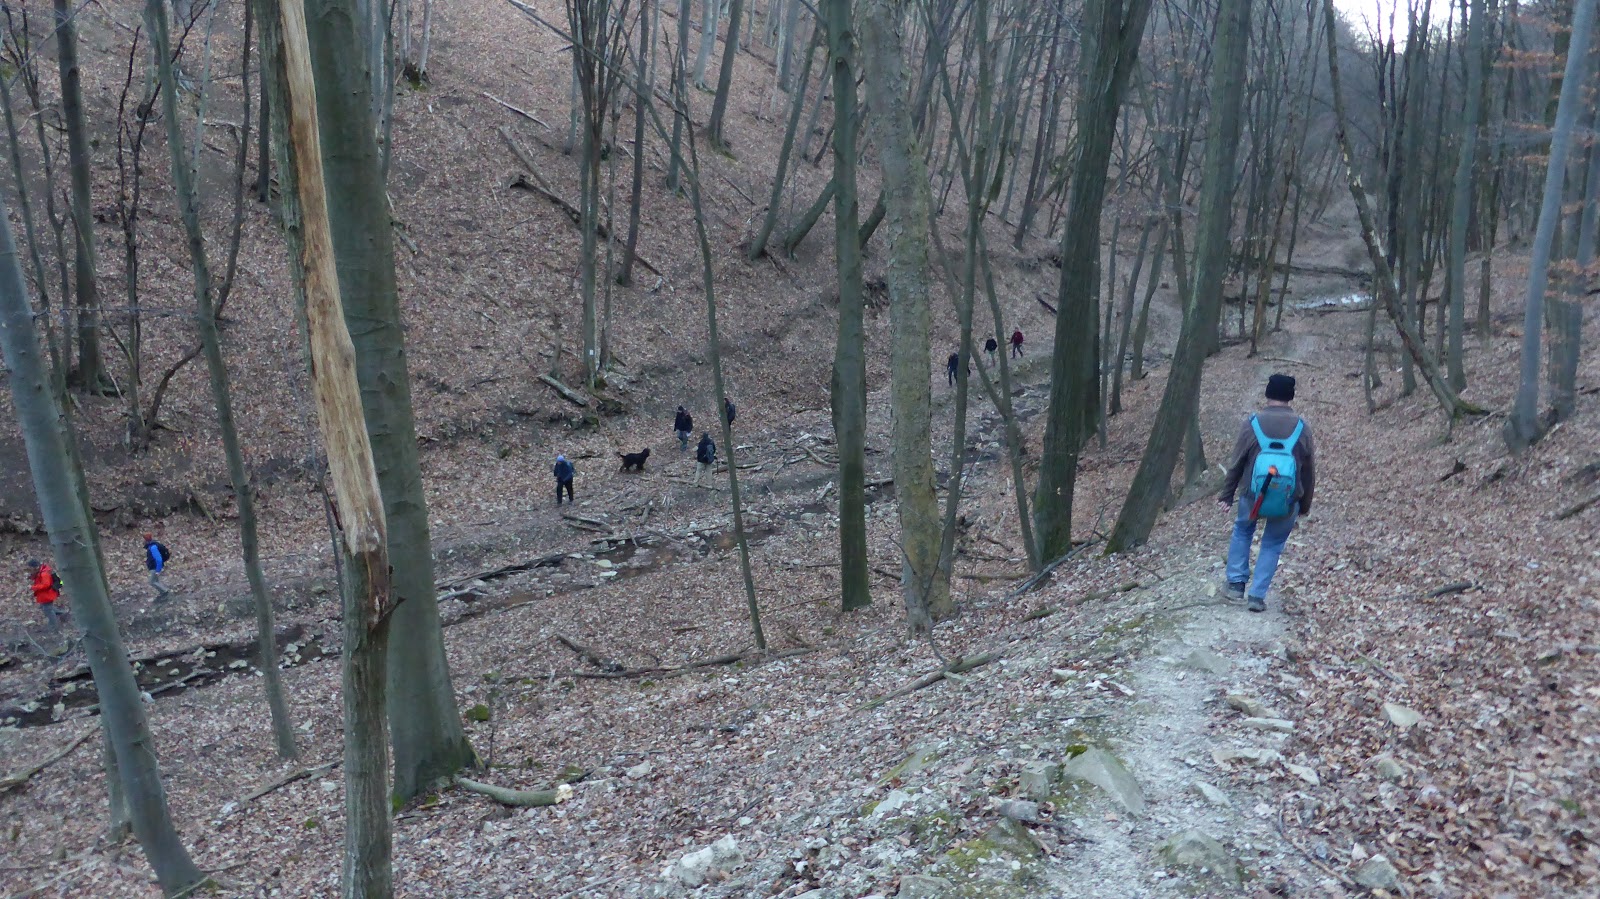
[{"left": 0, "top": 0, "right": 1597, "bottom": 895}]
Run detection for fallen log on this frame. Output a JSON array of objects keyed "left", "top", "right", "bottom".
[
  {"left": 1005, "top": 540, "right": 1101, "bottom": 599},
  {"left": 856, "top": 651, "right": 1002, "bottom": 712},
  {"left": 539, "top": 374, "right": 590, "bottom": 407},
  {"left": 1557, "top": 489, "right": 1600, "bottom": 520},
  {"left": 0, "top": 728, "right": 95, "bottom": 794},
  {"left": 436, "top": 551, "right": 569, "bottom": 592},
  {"left": 455, "top": 776, "right": 572, "bottom": 808}
]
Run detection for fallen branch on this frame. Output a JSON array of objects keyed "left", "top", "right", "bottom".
[
  {"left": 0, "top": 728, "right": 95, "bottom": 794},
  {"left": 436, "top": 551, "right": 568, "bottom": 592},
  {"left": 1037, "top": 294, "right": 1058, "bottom": 316},
  {"left": 454, "top": 776, "right": 572, "bottom": 808},
  {"left": 560, "top": 512, "right": 612, "bottom": 530},
  {"left": 564, "top": 647, "right": 811, "bottom": 680},
  {"left": 1385, "top": 581, "right": 1475, "bottom": 602},
  {"left": 1005, "top": 540, "right": 1101, "bottom": 599},
  {"left": 504, "top": 172, "right": 662, "bottom": 277},
  {"left": 856, "top": 650, "right": 1002, "bottom": 712},
  {"left": 538, "top": 374, "right": 590, "bottom": 407},
  {"left": 242, "top": 760, "right": 339, "bottom": 804},
  {"left": 556, "top": 635, "right": 624, "bottom": 673},
  {"left": 481, "top": 91, "right": 550, "bottom": 128},
  {"left": 1557, "top": 489, "right": 1600, "bottom": 520}
]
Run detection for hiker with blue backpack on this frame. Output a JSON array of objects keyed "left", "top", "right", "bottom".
[{"left": 1218, "top": 373, "right": 1316, "bottom": 613}]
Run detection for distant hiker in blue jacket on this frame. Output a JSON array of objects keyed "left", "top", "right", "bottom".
[
  {"left": 1216, "top": 374, "right": 1318, "bottom": 611},
  {"left": 144, "top": 533, "right": 173, "bottom": 600},
  {"left": 553, "top": 454, "right": 576, "bottom": 506},
  {"left": 1218, "top": 374, "right": 1316, "bottom": 613}
]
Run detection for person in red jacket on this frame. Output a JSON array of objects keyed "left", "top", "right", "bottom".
[
  {"left": 1010, "top": 328, "right": 1025, "bottom": 358},
  {"left": 28, "top": 558, "right": 64, "bottom": 633}
]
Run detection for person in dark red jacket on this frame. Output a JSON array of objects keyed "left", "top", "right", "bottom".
[
  {"left": 1010, "top": 328, "right": 1025, "bottom": 357},
  {"left": 28, "top": 558, "right": 64, "bottom": 633}
]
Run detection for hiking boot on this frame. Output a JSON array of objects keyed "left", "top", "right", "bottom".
[
  {"left": 1247, "top": 595, "right": 1266, "bottom": 613},
  {"left": 1224, "top": 581, "right": 1246, "bottom": 601}
]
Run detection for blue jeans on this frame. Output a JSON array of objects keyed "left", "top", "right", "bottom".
[{"left": 1227, "top": 500, "right": 1297, "bottom": 600}]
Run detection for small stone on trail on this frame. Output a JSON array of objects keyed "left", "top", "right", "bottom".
[
  {"left": 1212, "top": 747, "right": 1282, "bottom": 766},
  {"left": 626, "top": 761, "right": 653, "bottom": 779},
  {"left": 1020, "top": 761, "right": 1060, "bottom": 800},
  {"left": 1063, "top": 747, "right": 1146, "bottom": 815},
  {"left": 1183, "top": 648, "right": 1231, "bottom": 676},
  {"left": 982, "top": 817, "right": 1044, "bottom": 859},
  {"left": 662, "top": 835, "right": 744, "bottom": 887},
  {"left": 594, "top": 559, "right": 614, "bottom": 569},
  {"left": 1352, "top": 854, "right": 1401, "bottom": 891},
  {"left": 1191, "top": 780, "right": 1231, "bottom": 807},
  {"left": 1371, "top": 755, "right": 1406, "bottom": 782},
  {"left": 872, "top": 789, "right": 914, "bottom": 818},
  {"left": 1225, "top": 694, "right": 1273, "bottom": 718},
  {"left": 1155, "top": 829, "right": 1240, "bottom": 885},
  {"left": 1240, "top": 717, "right": 1296, "bottom": 733},
  {"left": 998, "top": 799, "right": 1039, "bottom": 822},
  {"left": 896, "top": 874, "right": 954, "bottom": 899},
  {"left": 1284, "top": 762, "right": 1321, "bottom": 786},
  {"left": 1382, "top": 702, "right": 1423, "bottom": 731}
]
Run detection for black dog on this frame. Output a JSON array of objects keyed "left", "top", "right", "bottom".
[{"left": 618, "top": 448, "right": 650, "bottom": 471}]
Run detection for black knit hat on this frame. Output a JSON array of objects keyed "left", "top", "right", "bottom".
[{"left": 1265, "top": 373, "right": 1296, "bottom": 402}]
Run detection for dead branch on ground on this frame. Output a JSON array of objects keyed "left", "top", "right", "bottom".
[
  {"left": 0, "top": 728, "right": 95, "bottom": 794},
  {"left": 855, "top": 650, "right": 1002, "bottom": 712}
]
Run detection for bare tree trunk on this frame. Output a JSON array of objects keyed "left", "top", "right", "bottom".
[
  {"left": 1507, "top": 0, "right": 1594, "bottom": 447},
  {"left": 1319, "top": 0, "right": 1482, "bottom": 424},
  {"left": 147, "top": 0, "right": 298, "bottom": 760},
  {"left": 0, "top": 195, "right": 204, "bottom": 898},
  {"left": 1107, "top": 0, "right": 1248, "bottom": 553},
  {"left": 695, "top": 0, "right": 721, "bottom": 88},
  {"left": 668, "top": 0, "right": 690, "bottom": 190},
  {"left": 1445, "top": 0, "right": 1485, "bottom": 391},
  {"left": 1033, "top": 0, "right": 1154, "bottom": 560},
  {"left": 619, "top": 0, "right": 651, "bottom": 285},
  {"left": 825, "top": 0, "right": 870, "bottom": 612},
  {"left": 707, "top": 0, "right": 744, "bottom": 148},
  {"left": 750, "top": 24, "right": 819, "bottom": 259},
  {"left": 277, "top": 2, "right": 397, "bottom": 895},
  {"left": 297, "top": 0, "right": 477, "bottom": 803},
  {"left": 861, "top": 0, "right": 946, "bottom": 632},
  {"left": 53, "top": 0, "right": 108, "bottom": 391}
]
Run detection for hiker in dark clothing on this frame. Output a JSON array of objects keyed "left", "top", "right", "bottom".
[
  {"left": 28, "top": 559, "right": 63, "bottom": 633},
  {"left": 724, "top": 397, "right": 736, "bottom": 428},
  {"left": 947, "top": 352, "right": 960, "bottom": 386},
  {"left": 694, "top": 433, "right": 717, "bottom": 487},
  {"left": 1218, "top": 374, "right": 1316, "bottom": 613},
  {"left": 144, "top": 533, "right": 172, "bottom": 600},
  {"left": 1010, "top": 328, "right": 1025, "bottom": 357},
  {"left": 553, "top": 454, "right": 576, "bottom": 505},
  {"left": 984, "top": 336, "right": 998, "bottom": 362},
  {"left": 674, "top": 406, "right": 694, "bottom": 451}
]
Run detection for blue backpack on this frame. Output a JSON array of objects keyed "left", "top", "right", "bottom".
[{"left": 1248, "top": 416, "right": 1304, "bottom": 520}]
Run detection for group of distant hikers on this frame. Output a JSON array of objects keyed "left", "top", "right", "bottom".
[
  {"left": 22, "top": 534, "right": 171, "bottom": 635},
  {"left": 948, "top": 328, "right": 1026, "bottom": 386},
  {"left": 551, "top": 396, "right": 736, "bottom": 505},
  {"left": 17, "top": 372, "right": 1313, "bottom": 628}
]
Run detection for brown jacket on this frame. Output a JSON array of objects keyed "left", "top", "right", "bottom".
[{"left": 1219, "top": 404, "right": 1316, "bottom": 514}]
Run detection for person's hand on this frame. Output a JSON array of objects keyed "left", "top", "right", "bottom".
[{"left": 1217, "top": 499, "right": 1231, "bottom": 513}]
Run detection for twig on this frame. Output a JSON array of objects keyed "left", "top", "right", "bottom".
[
  {"left": 1383, "top": 581, "right": 1474, "bottom": 601},
  {"left": 1556, "top": 490, "right": 1600, "bottom": 520},
  {"left": 242, "top": 760, "right": 339, "bottom": 804},
  {"left": 1006, "top": 540, "right": 1101, "bottom": 599},
  {"left": 855, "top": 650, "right": 1002, "bottom": 712},
  {"left": 556, "top": 635, "right": 624, "bottom": 673},
  {"left": 0, "top": 728, "right": 95, "bottom": 794},
  {"left": 1276, "top": 797, "right": 1358, "bottom": 888},
  {"left": 481, "top": 91, "right": 550, "bottom": 128}
]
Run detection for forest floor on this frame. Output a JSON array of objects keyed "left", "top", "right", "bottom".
[{"left": 2, "top": 239, "right": 1597, "bottom": 897}]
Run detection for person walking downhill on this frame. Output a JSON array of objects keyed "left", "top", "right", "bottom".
[
  {"left": 1010, "top": 328, "right": 1025, "bottom": 358},
  {"left": 674, "top": 405, "right": 694, "bottom": 452},
  {"left": 946, "top": 352, "right": 960, "bottom": 386},
  {"left": 723, "top": 396, "right": 736, "bottom": 429},
  {"left": 694, "top": 432, "right": 717, "bottom": 487},
  {"left": 984, "top": 336, "right": 998, "bottom": 363},
  {"left": 27, "top": 559, "right": 64, "bottom": 634},
  {"left": 553, "top": 454, "right": 576, "bottom": 506},
  {"left": 144, "top": 533, "right": 173, "bottom": 601},
  {"left": 1218, "top": 374, "right": 1316, "bottom": 613}
]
